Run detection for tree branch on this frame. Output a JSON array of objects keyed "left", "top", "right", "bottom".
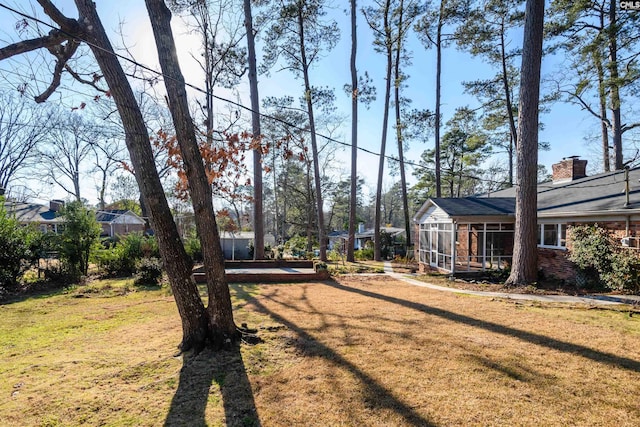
[
  {"left": 35, "top": 39, "right": 80, "bottom": 103},
  {"left": 36, "top": 0, "right": 79, "bottom": 31},
  {"left": 622, "top": 122, "right": 640, "bottom": 134},
  {"left": 64, "top": 64, "right": 109, "bottom": 93},
  {"left": 0, "top": 29, "right": 68, "bottom": 60}
]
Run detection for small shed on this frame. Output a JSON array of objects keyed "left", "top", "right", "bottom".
[
  {"left": 413, "top": 198, "right": 515, "bottom": 273},
  {"left": 219, "top": 231, "right": 254, "bottom": 260}
]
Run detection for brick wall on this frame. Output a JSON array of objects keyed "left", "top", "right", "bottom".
[
  {"left": 537, "top": 248, "right": 575, "bottom": 281},
  {"left": 540, "top": 221, "right": 640, "bottom": 283}
]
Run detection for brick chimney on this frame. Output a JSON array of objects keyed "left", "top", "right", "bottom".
[
  {"left": 50, "top": 199, "right": 65, "bottom": 212},
  {"left": 552, "top": 156, "right": 587, "bottom": 183}
]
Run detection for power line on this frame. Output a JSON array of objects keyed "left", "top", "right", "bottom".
[
  {"left": 0, "top": 1, "right": 521, "bottom": 191},
  {"left": 0, "top": 3, "right": 419, "bottom": 164}
]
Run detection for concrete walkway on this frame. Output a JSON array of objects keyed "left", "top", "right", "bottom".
[{"left": 383, "top": 262, "right": 640, "bottom": 306}]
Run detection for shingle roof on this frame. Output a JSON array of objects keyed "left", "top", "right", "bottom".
[
  {"left": 488, "top": 167, "right": 640, "bottom": 215},
  {"left": 3, "top": 201, "right": 63, "bottom": 223},
  {"left": 430, "top": 197, "right": 516, "bottom": 217},
  {"left": 95, "top": 210, "right": 129, "bottom": 223}
]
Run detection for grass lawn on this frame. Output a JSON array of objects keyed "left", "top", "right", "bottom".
[{"left": 1, "top": 275, "right": 639, "bottom": 426}]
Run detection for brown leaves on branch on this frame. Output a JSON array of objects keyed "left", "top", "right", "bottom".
[{"left": 148, "top": 128, "right": 309, "bottom": 202}]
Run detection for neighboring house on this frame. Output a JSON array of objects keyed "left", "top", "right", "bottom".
[
  {"left": 328, "top": 225, "right": 406, "bottom": 256},
  {"left": 356, "top": 226, "right": 406, "bottom": 256},
  {"left": 413, "top": 157, "right": 640, "bottom": 281},
  {"left": 3, "top": 199, "right": 66, "bottom": 233},
  {"left": 328, "top": 230, "right": 348, "bottom": 251},
  {"left": 3, "top": 200, "right": 146, "bottom": 238},
  {"left": 95, "top": 210, "right": 146, "bottom": 237}
]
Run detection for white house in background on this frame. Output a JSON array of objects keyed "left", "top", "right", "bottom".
[{"left": 95, "top": 210, "right": 146, "bottom": 237}]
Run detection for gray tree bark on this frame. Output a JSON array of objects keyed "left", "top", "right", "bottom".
[
  {"left": 144, "top": 0, "right": 238, "bottom": 346},
  {"left": 505, "top": 0, "right": 544, "bottom": 286},
  {"left": 347, "top": 0, "right": 358, "bottom": 263},
  {"left": 73, "top": 0, "right": 209, "bottom": 350},
  {"left": 373, "top": 0, "right": 392, "bottom": 262}
]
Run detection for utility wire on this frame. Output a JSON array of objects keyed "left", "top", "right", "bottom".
[
  {"left": 0, "top": 3, "right": 401, "bottom": 162},
  {"left": 0, "top": 1, "right": 549, "bottom": 191}
]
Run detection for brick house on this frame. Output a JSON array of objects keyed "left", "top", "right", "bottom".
[
  {"left": 413, "top": 157, "right": 640, "bottom": 282},
  {"left": 4, "top": 200, "right": 146, "bottom": 238}
]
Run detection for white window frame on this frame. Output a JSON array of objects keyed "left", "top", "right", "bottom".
[{"left": 537, "top": 223, "right": 567, "bottom": 250}]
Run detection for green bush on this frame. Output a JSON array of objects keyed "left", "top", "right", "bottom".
[
  {"left": 134, "top": 257, "right": 163, "bottom": 287},
  {"left": 96, "top": 233, "right": 159, "bottom": 277},
  {"left": 601, "top": 250, "right": 640, "bottom": 293},
  {"left": 0, "top": 202, "right": 41, "bottom": 292},
  {"left": 569, "top": 224, "right": 640, "bottom": 292},
  {"left": 183, "top": 235, "right": 202, "bottom": 263},
  {"left": 284, "top": 235, "right": 314, "bottom": 258},
  {"left": 354, "top": 248, "right": 374, "bottom": 261},
  {"left": 58, "top": 201, "right": 102, "bottom": 281},
  {"left": 327, "top": 249, "right": 342, "bottom": 262},
  {"left": 95, "top": 248, "right": 126, "bottom": 277}
]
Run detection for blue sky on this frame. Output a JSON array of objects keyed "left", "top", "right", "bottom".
[{"left": 0, "top": 0, "right": 624, "bottom": 204}]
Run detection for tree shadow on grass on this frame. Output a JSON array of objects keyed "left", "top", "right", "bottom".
[
  {"left": 325, "top": 280, "right": 640, "bottom": 374},
  {"left": 249, "top": 295, "right": 437, "bottom": 427},
  {"left": 164, "top": 343, "right": 260, "bottom": 427}
]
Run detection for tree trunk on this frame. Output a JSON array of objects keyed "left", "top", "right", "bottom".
[
  {"left": 73, "top": 0, "right": 208, "bottom": 351},
  {"left": 394, "top": 0, "right": 411, "bottom": 257},
  {"left": 594, "top": 48, "right": 610, "bottom": 172},
  {"left": 434, "top": 1, "right": 444, "bottom": 198},
  {"left": 508, "top": 134, "right": 514, "bottom": 186},
  {"left": 500, "top": 18, "right": 517, "bottom": 185},
  {"left": 374, "top": 0, "right": 393, "bottom": 262},
  {"left": 243, "top": 0, "right": 264, "bottom": 260},
  {"left": 347, "top": 0, "right": 358, "bottom": 263},
  {"left": 608, "top": 0, "right": 623, "bottom": 170},
  {"left": 505, "top": 0, "right": 544, "bottom": 286},
  {"left": 144, "top": 0, "right": 237, "bottom": 346},
  {"left": 297, "top": 6, "right": 327, "bottom": 262}
]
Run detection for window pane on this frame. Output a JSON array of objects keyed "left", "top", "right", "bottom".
[
  {"left": 543, "top": 224, "right": 558, "bottom": 246},
  {"left": 560, "top": 224, "right": 567, "bottom": 247}
]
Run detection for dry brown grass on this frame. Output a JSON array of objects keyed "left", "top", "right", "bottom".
[{"left": 1, "top": 276, "right": 639, "bottom": 426}]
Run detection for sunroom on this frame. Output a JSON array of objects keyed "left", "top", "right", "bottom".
[{"left": 413, "top": 198, "right": 516, "bottom": 274}]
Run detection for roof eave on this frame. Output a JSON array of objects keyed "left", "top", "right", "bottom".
[{"left": 538, "top": 208, "right": 640, "bottom": 218}]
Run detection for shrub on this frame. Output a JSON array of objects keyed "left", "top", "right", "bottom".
[
  {"left": 569, "top": 224, "right": 640, "bottom": 292},
  {"left": 354, "top": 248, "right": 374, "bottom": 261},
  {"left": 95, "top": 248, "right": 126, "bottom": 277},
  {"left": 134, "top": 257, "right": 163, "bottom": 287},
  {"left": 601, "top": 250, "right": 640, "bottom": 293},
  {"left": 96, "top": 233, "right": 159, "bottom": 277},
  {"left": 327, "top": 249, "right": 342, "bottom": 262},
  {"left": 272, "top": 245, "right": 284, "bottom": 260},
  {"left": 284, "top": 235, "right": 313, "bottom": 258},
  {"left": 58, "top": 201, "right": 102, "bottom": 280},
  {"left": 183, "top": 235, "right": 202, "bottom": 263},
  {"left": 0, "top": 201, "right": 43, "bottom": 292},
  {"left": 314, "top": 261, "right": 327, "bottom": 271}
]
